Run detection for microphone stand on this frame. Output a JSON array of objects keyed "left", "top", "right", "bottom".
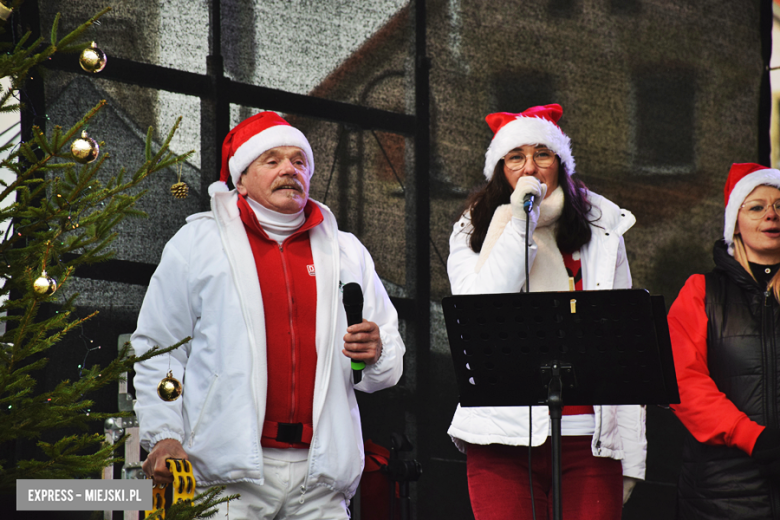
[
  {"left": 525, "top": 197, "right": 538, "bottom": 520},
  {"left": 382, "top": 433, "right": 422, "bottom": 520}
]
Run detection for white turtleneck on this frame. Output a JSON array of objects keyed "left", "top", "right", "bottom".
[{"left": 245, "top": 196, "right": 305, "bottom": 244}]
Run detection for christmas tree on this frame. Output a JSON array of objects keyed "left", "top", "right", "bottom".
[{"left": 0, "top": 6, "right": 233, "bottom": 519}]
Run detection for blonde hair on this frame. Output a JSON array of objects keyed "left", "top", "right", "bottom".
[{"left": 732, "top": 234, "right": 780, "bottom": 301}]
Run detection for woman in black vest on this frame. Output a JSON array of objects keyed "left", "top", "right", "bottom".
[{"left": 668, "top": 162, "right": 780, "bottom": 519}]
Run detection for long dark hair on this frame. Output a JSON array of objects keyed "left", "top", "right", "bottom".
[{"left": 463, "top": 158, "right": 593, "bottom": 254}]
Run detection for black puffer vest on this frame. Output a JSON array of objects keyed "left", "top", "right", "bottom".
[{"left": 677, "top": 241, "right": 780, "bottom": 519}]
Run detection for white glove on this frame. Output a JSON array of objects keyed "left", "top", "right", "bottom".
[
  {"left": 510, "top": 176, "right": 548, "bottom": 221},
  {"left": 622, "top": 476, "right": 638, "bottom": 505}
]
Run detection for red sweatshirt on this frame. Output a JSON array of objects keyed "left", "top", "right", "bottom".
[
  {"left": 667, "top": 274, "right": 765, "bottom": 455},
  {"left": 561, "top": 251, "right": 594, "bottom": 417},
  {"left": 238, "top": 196, "right": 323, "bottom": 449}
]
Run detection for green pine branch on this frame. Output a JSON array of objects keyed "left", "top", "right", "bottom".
[
  {"left": 0, "top": 7, "right": 231, "bottom": 519},
  {"left": 146, "top": 487, "right": 240, "bottom": 520}
]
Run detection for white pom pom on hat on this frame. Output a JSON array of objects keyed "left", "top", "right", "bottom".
[
  {"left": 208, "top": 111, "right": 314, "bottom": 196},
  {"left": 723, "top": 162, "right": 780, "bottom": 255},
  {"left": 483, "top": 104, "right": 575, "bottom": 181}
]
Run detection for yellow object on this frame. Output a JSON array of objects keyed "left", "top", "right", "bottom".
[
  {"left": 170, "top": 181, "right": 189, "bottom": 199},
  {"left": 157, "top": 370, "right": 183, "bottom": 402},
  {"left": 149, "top": 483, "right": 165, "bottom": 518},
  {"left": 70, "top": 131, "right": 99, "bottom": 164},
  {"left": 0, "top": 4, "right": 13, "bottom": 21},
  {"left": 570, "top": 298, "right": 577, "bottom": 314},
  {"left": 145, "top": 458, "right": 196, "bottom": 519},
  {"left": 170, "top": 164, "right": 189, "bottom": 199},
  {"left": 33, "top": 270, "right": 57, "bottom": 295},
  {"left": 79, "top": 42, "right": 107, "bottom": 73}
]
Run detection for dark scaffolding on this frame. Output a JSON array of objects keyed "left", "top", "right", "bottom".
[{"left": 18, "top": 0, "right": 431, "bottom": 516}]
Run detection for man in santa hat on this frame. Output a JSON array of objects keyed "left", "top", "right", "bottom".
[{"left": 131, "top": 112, "right": 405, "bottom": 518}]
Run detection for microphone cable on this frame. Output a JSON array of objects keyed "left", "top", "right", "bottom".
[{"left": 524, "top": 213, "right": 537, "bottom": 520}]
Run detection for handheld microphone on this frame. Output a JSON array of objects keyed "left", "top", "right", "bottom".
[
  {"left": 342, "top": 282, "right": 365, "bottom": 384},
  {"left": 523, "top": 192, "right": 535, "bottom": 214}
]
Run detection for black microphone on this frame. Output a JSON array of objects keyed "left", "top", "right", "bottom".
[
  {"left": 342, "top": 282, "right": 365, "bottom": 384},
  {"left": 523, "top": 192, "right": 534, "bottom": 213}
]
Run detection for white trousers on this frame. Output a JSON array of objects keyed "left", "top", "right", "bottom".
[{"left": 212, "top": 451, "right": 350, "bottom": 520}]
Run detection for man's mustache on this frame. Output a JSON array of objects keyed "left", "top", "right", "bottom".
[{"left": 271, "top": 178, "right": 304, "bottom": 192}]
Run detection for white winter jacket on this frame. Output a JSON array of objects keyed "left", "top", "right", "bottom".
[
  {"left": 132, "top": 190, "right": 405, "bottom": 498},
  {"left": 446, "top": 189, "right": 646, "bottom": 480}
]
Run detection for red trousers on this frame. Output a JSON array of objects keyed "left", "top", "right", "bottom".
[{"left": 467, "top": 437, "right": 623, "bottom": 520}]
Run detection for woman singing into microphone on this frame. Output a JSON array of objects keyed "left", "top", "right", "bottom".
[
  {"left": 446, "top": 104, "right": 646, "bottom": 520},
  {"left": 669, "top": 163, "right": 780, "bottom": 519}
]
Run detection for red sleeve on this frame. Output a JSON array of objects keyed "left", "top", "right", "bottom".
[{"left": 668, "top": 274, "right": 765, "bottom": 455}]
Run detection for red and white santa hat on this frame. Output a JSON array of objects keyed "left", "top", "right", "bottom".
[
  {"left": 208, "top": 111, "right": 314, "bottom": 196},
  {"left": 483, "top": 104, "right": 575, "bottom": 181},
  {"left": 723, "top": 162, "right": 780, "bottom": 255}
]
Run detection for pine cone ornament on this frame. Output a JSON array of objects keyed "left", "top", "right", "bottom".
[{"left": 170, "top": 181, "right": 189, "bottom": 199}]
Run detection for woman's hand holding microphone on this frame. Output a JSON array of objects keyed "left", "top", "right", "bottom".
[{"left": 510, "top": 176, "right": 548, "bottom": 223}]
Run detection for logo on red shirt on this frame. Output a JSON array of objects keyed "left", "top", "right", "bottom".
[{"left": 307, "top": 265, "right": 316, "bottom": 276}]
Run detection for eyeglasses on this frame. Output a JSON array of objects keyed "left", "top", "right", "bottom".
[
  {"left": 740, "top": 200, "right": 780, "bottom": 220},
  {"left": 503, "top": 149, "right": 557, "bottom": 171}
]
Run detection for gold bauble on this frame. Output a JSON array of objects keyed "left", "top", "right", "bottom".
[
  {"left": 79, "top": 42, "right": 107, "bottom": 73},
  {"left": 157, "top": 370, "right": 182, "bottom": 402},
  {"left": 170, "top": 181, "right": 189, "bottom": 199},
  {"left": 0, "top": 4, "right": 13, "bottom": 21},
  {"left": 71, "top": 131, "right": 99, "bottom": 164},
  {"left": 33, "top": 271, "right": 57, "bottom": 295}
]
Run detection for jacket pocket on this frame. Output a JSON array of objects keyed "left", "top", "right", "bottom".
[{"left": 186, "top": 373, "right": 219, "bottom": 449}]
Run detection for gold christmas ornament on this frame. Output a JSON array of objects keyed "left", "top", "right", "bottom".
[
  {"left": 157, "top": 370, "right": 182, "bottom": 402},
  {"left": 79, "top": 42, "right": 107, "bottom": 73},
  {"left": 170, "top": 164, "right": 189, "bottom": 199},
  {"left": 71, "top": 131, "right": 99, "bottom": 164},
  {"left": 170, "top": 182, "right": 189, "bottom": 199},
  {"left": 0, "top": 4, "right": 13, "bottom": 21},
  {"left": 33, "top": 270, "right": 57, "bottom": 295}
]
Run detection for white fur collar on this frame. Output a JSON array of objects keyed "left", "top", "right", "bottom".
[
  {"left": 475, "top": 186, "right": 570, "bottom": 292},
  {"left": 537, "top": 185, "right": 564, "bottom": 228}
]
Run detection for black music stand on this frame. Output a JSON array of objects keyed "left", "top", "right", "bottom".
[{"left": 442, "top": 289, "right": 679, "bottom": 520}]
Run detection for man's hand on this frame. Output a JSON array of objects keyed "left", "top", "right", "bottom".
[
  {"left": 623, "top": 476, "right": 638, "bottom": 505},
  {"left": 343, "top": 319, "right": 383, "bottom": 365},
  {"left": 143, "top": 438, "right": 189, "bottom": 485}
]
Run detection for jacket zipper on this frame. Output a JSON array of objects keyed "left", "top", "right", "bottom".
[
  {"left": 278, "top": 242, "right": 298, "bottom": 425},
  {"left": 764, "top": 290, "right": 778, "bottom": 428},
  {"left": 764, "top": 290, "right": 780, "bottom": 515},
  {"left": 594, "top": 407, "right": 603, "bottom": 455},
  {"left": 302, "top": 220, "right": 338, "bottom": 498}
]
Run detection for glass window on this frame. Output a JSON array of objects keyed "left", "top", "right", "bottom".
[{"left": 632, "top": 69, "right": 696, "bottom": 173}]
